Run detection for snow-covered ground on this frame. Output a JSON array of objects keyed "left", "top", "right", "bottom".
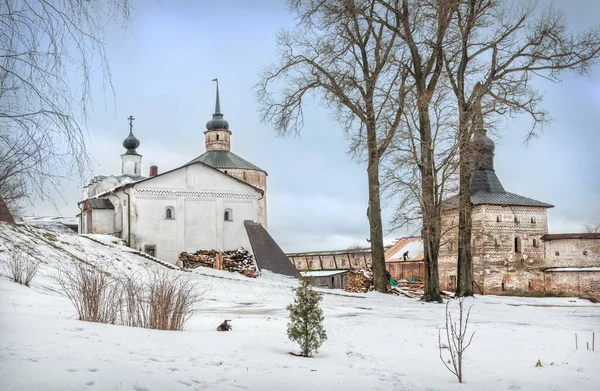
[{"left": 0, "top": 222, "right": 598, "bottom": 390}]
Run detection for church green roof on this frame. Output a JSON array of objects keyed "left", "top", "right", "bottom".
[{"left": 188, "top": 151, "right": 266, "bottom": 174}]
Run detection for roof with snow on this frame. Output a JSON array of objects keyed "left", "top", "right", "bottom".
[{"left": 385, "top": 236, "right": 424, "bottom": 262}]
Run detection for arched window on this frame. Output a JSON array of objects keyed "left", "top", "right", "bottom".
[
  {"left": 531, "top": 216, "right": 536, "bottom": 224},
  {"left": 165, "top": 206, "right": 175, "bottom": 220},
  {"left": 533, "top": 239, "right": 538, "bottom": 248},
  {"left": 224, "top": 208, "right": 233, "bottom": 221},
  {"left": 514, "top": 237, "right": 521, "bottom": 253}
]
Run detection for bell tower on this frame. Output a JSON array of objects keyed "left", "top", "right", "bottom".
[{"left": 204, "top": 79, "right": 231, "bottom": 151}]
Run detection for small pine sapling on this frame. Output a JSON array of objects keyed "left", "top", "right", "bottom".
[{"left": 287, "top": 279, "right": 327, "bottom": 357}]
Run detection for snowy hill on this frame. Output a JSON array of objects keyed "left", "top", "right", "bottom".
[{"left": 0, "top": 222, "right": 599, "bottom": 390}]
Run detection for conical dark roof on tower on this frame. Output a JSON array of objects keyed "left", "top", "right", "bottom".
[{"left": 443, "top": 112, "right": 552, "bottom": 209}]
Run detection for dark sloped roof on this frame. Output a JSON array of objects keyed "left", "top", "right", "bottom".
[
  {"left": 444, "top": 191, "right": 554, "bottom": 209},
  {"left": 244, "top": 220, "right": 298, "bottom": 277},
  {"left": 188, "top": 151, "right": 266, "bottom": 173},
  {"left": 86, "top": 199, "right": 114, "bottom": 209},
  {"left": 541, "top": 233, "right": 600, "bottom": 241},
  {"left": 471, "top": 169, "right": 505, "bottom": 193}
]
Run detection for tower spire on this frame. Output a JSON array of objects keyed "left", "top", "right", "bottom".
[
  {"left": 212, "top": 78, "right": 221, "bottom": 115},
  {"left": 206, "top": 78, "right": 229, "bottom": 131}
]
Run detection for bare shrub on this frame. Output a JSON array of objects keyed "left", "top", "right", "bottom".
[
  {"left": 1, "top": 247, "right": 39, "bottom": 286},
  {"left": 118, "top": 270, "right": 200, "bottom": 331},
  {"left": 145, "top": 270, "right": 199, "bottom": 331},
  {"left": 439, "top": 298, "right": 476, "bottom": 383},
  {"left": 57, "top": 263, "right": 121, "bottom": 324},
  {"left": 58, "top": 262, "right": 200, "bottom": 330}
]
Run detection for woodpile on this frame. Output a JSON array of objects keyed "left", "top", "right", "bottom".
[
  {"left": 344, "top": 272, "right": 453, "bottom": 300},
  {"left": 179, "top": 248, "right": 258, "bottom": 277},
  {"left": 391, "top": 279, "right": 453, "bottom": 299},
  {"left": 344, "top": 269, "right": 374, "bottom": 293}
]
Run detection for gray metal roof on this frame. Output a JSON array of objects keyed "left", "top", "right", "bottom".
[
  {"left": 471, "top": 169, "right": 505, "bottom": 193},
  {"left": 244, "top": 220, "right": 298, "bottom": 277},
  {"left": 86, "top": 199, "right": 114, "bottom": 209},
  {"left": 443, "top": 191, "right": 554, "bottom": 209},
  {"left": 188, "top": 151, "right": 266, "bottom": 173}
]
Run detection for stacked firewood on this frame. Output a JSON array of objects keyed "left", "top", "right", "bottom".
[
  {"left": 179, "top": 248, "right": 258, "bottom": 277},
  {"left": 391, "top": 279, "right": 452, "bottom": 299},
  {"left": 344, "top": 269, "right": 374, "bottom": 293}
]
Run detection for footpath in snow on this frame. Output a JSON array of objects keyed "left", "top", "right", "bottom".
[{"left": 0, "top": 222, "right": 599, "bottom": 390}]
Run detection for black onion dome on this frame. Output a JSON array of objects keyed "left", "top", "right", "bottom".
[
  {"left": 206, "top": 114, "right": 229, "bottom": 131},
  {"left": 122, "top": 130, "right": 140, "bottom": 155},
  {"left": 206, "top": 79, "right": 229, "bottom": 131}
]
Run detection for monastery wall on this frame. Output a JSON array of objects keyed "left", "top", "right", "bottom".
[
  {"left": 543, "top": 271, "right": 600, "bottom": 299},
  {"left": 289, "top": 251, "right": 372, "bottom": 271},
  {"left": 543, "top": 238, "right": 600, "bottom": 268}
]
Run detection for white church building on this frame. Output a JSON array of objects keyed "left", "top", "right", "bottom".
[{"left": 77, "top": 82, "right": 297, "bottom": 277}]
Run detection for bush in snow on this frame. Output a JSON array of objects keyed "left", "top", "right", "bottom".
[
  {"left": 438, "top": 298, "right": 476, "bottom": 383},
  {"left": 1, "top": 247, "right": 39, "bottom": 287},
  {"left": 287, "top": 279, "right": 327, "bottom": 357},
  {"left": 57, "top": 263, "right": 121, "bottom": 324},
  {"left": 120, "top": 270, "right": 200, "bottom": 331},
  {"left": 58, "top": 263, "right": 200, "bottom": 330}
]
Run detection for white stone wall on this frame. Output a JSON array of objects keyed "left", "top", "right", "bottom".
[
  {"left": 121, "top": 163, "right": 260, "bottom": 263},
  {"left": 91, "top": 209, "right": 115, "bottom": 234},
  {"left": 121, "top": 154, "right": 142, "bottom": 177}
]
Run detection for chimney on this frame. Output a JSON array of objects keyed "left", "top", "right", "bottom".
[{"left": 149, "top": 165, "right": 158, "bottom": 177}]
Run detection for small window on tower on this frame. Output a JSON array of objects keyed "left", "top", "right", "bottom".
[
  {"left": 533, "top": 239, "right": 538, "bottom": 248},
  {"left": 514, "top": 237, "right": 521, "bottom": 253},
  {"left": 531, "top": 217, "right": 536, "bottom": 224},
  {"left": 514, "top": 216, "right": 520, "bottom": 224},
  {"left": 216, "top": 134, "right": 219, "bottom": 141},
  {"left": 555, "top": 251, "right": 560, "bottom": 256},
  {"left": 496, "top": 216, "right": 501, "bottom": 223}
]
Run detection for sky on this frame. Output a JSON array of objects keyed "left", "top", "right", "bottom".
[{"left": 30, "top": 0, "right": 600, "bottom": 252}]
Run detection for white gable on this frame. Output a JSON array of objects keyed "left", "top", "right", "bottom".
[{"left": 134, "top": 163, "right": 259, "bottom": 195}]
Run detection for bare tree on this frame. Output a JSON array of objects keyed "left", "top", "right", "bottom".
[
  {"left": 383, "top": 84, "right": 460, "bottom": 241},
  {"left": 583, "top": 222, "right": 600, "bottom": 233},
  {"left": 371, "top": 0, "right": 459, "bottom": 302},
  {"left": 438, "top": 298, "right": 475, "bottom": 383},
  {"left": 0, "top": 0, "right": 131, "bottom": 207},
  {"left": 443, "top": 0, "right": 600, "bottom": 296},
  {"left": 257, "top": 0, "right": 411, "bottom": 292}
]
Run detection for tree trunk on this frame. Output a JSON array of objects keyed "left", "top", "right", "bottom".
[
  {"left": 456, "top": 113, "right": 474, "bottom": 297},
  {"left": 419, "top": 108, "right": 443, "bottom": 303},
  {"left": 366, "top": 125, "right": 388, "bottom": 293}
]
